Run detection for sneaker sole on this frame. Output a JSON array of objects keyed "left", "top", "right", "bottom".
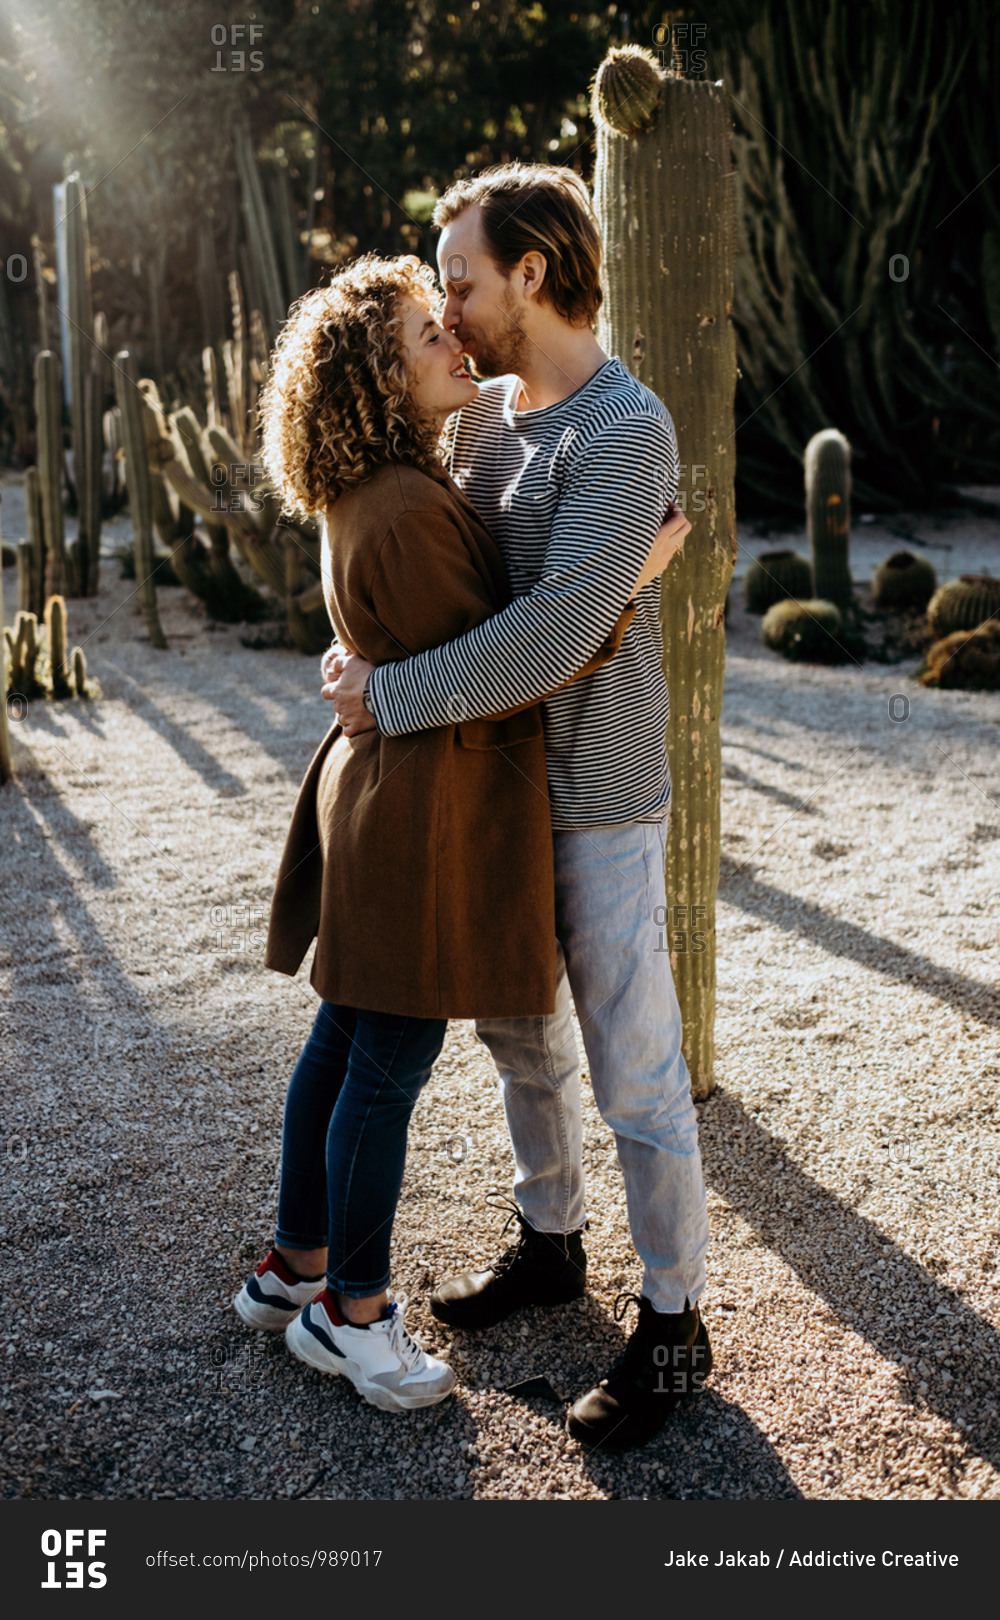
[
  {"left": 233, "top": 1287, "right": 312, "bottom": 1332},
  {"left": 284, "top": 1313, "right": 456, "bottom": 1412}
]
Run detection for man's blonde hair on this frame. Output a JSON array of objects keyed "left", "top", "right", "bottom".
[{"left": 432, "top": 162, "right": 604, "bottom": 329}]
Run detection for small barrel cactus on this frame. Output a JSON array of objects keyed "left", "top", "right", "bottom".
[
  {"left": 926, "top": 574, "right": 1000, "bottom": 640},
  {"left": 805, "top": 428, "right": 853, "bottom": 611},
  {"left": 761, "top": 597, "right": 843, "bottom": 662},
  {"left": 743, "top": 549, "right": 813, "bottom": 614},
  {"left": 919, "top": 620, "right": 1000, "bottom": 690},
  {"left": 5, "top": 610, "right": 42, "bottom": 696},
  {"left": 45, "top": 593, "right": 72, "bottom": 697},
  {"left": 871, "top": 550, "right": 937, "bottom": 612}
]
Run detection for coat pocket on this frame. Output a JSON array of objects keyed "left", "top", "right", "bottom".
[{"left": 457, "top": 708, "right": 543, "bottom": 751}]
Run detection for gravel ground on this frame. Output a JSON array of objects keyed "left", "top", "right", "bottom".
[{"left": 1, "top": 485, "right": 998, "bottom": 1502}]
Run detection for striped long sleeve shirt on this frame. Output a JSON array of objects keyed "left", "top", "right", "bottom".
[{"left": 367, "top": 356, "right": 678, "bottom": 830}]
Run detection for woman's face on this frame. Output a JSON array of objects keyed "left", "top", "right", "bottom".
[{"left": 395, "top": 291, "right": 479, "bottom": 420}]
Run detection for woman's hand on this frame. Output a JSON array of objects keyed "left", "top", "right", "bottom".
[
  {"left": 320, "top": 639, "right": 359, "bottom": 700},
  {"left": 631, "top": 503, "right": 691, "bottom": 595}
]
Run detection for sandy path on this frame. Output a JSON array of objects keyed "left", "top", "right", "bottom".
[{"left": 1, "top": 495, "right": 998, "bottom": 1501}]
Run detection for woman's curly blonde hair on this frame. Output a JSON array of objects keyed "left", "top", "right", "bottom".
[{"left": 259, "top": 252, "right": 448, "bottom": 515}]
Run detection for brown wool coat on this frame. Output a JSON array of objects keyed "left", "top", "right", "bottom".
[{"left": 263, "top": 460, "right": 635, "bottom": 1019}]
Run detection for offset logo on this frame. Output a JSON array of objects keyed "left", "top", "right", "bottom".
[{"left": 41, "top": 1529, "right": 107, "bottom": 1589}]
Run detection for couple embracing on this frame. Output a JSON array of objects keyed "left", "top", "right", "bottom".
[{"left": 233, "top": 161, "right": 712, "bottom": 1454}]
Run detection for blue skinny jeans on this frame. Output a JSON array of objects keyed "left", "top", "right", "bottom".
[{"left": 274, "top": 1000, "right": 447, "bottom": 1297}]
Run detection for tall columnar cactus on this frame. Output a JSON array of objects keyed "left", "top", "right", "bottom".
[
  {"left": 59, "top": 173, "right": 102, "bottom": 596},
  {"left": 233, "top": 119, "right": 288, "bottom": 344},
  {"left": 34, "top": 350, "right": 70, "bottom": 597},
  {"left": 805, "top": 429, "right": 853, "bottom": 611},
  {"left": 45, "top": 593, "right": 72, "bottom": 697},
  {"left": 592, "top": 45, "right": 738, "bottom": 1098},
  {"left": 24, "top": 465, "right": 46, "bottom": 617},
  {"left": 114, "top": 350, "right": 167, "bottom": 649}
]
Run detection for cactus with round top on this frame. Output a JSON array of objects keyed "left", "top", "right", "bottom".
[
  {"left": 71, "top": 645, "right": 89, "bottom": 697},
  {"left": 743, "top": 549, "right": 813, "bottom": 615},
  {"left": 872, "top": 550, "right": 937, "bottom": 613},
  {"left": 919, "top": 621, "right": 1000, "bottom": 691},
  {"left": 44, "top": 593, "right": 72, "bottom": 697},
  {"left": 592, "top": 43, "right": 738, "bottom": 1098},
  {"left": 114, "top": 350, "right": 167, "bottom": 649},
  {"left": 926, "top": 574, "right": 1000, "bottom": 640},
  {"left": 805, "top": 429, "right": 853, "bottom": 611}
]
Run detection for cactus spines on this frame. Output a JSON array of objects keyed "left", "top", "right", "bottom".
[
  {"left": 871, "top": 550, "right": 937, "bottom": 612},
  {"left": 591, "top": 45, "right": 666, "bottom": 136},
  {"left": 743, "top": 549, "right": 813, "bottom": 614},
  {"left": 34, "top": 349, "right": 69, "bottom": 598},
  {"left": 593, "top": 62, "right": 737, "bottom": 1096},
  {"left": 71, "top": 645, "right": 89, "bottom": 697},
  {"left": 926, "top": 574, "right": 1000, "bottom": 640},
  {"left": 919, "top": 620, "right": 1000, "bottom": 691},
  {"left": 113, "top": 349, "right": 167, "bottom": 649},
  {"left": 805, "top": 429, "right": 853, "bottom": 612},
  {"left": 45, "top": 593, "right": 72, "bottom": 696},
  {"left": 761, "top": 597, "right": 844, "bottom": 661}
]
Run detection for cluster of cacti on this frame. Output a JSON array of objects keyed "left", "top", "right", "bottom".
[
  {"left": 712, "top": 3, "right": 998, "bottom": 507},
  {"left": 871, "top": 550, "right": 938, "bottom": 612},
  {"left": 743, "top": 549, "right": 813, "bottom": 614},
  {"left": 805, "top": 429, "right": 853, "bottom": 611},
  {"left": 592, "top": 43, "right": 737, "bottom": 1097},
  {"left": 919, "top": 620, "right": 1000, "bottom": 691},
  {"left": 4, "top": 595, "right": 89, "bottom": 701},
  {"left": 761, "top": 597, "right": 843, "bottom": 661},
  {"left": 926, "top": 574, "right": 1000, "bottom": 640}
]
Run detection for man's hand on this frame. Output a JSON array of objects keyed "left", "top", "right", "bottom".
[
  {"left": 323, "top": 647, "right": 377, "bottom": 736},
  {"left": 631, "top": 503, "right": 691, "bottom": 596}
]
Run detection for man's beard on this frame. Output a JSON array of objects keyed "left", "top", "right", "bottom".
[{"left": 467, "top": 283, "right": 530, "bottom": 380}]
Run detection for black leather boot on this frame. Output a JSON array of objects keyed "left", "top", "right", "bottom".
[
  {"left": 430, "top": 1199, "right": 587, "bottom": 1330},
  {"left": 566, "top": 1293, "right": 712, "bottom": 1450}
]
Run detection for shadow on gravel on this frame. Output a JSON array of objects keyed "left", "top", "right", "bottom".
[
  {"left": 97, "top": 659, "right": 247, "bottom": 797},
  {"left": 718, "top": 857, "right": 999, "bottom": 1029},
  {"left": 703, "top": 1087, "right": 1000, "bottom": 1473}
]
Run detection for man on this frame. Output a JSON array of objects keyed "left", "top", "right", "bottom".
[{"left": 325, "top": 162, "right": 711, "bottom": 1450}]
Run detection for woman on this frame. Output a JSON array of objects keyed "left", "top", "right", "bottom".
[{"left": 233, "top": 252, "right": 688, "bottom": 1413}]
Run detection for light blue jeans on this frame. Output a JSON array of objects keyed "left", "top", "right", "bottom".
[{"left": 476, "top": 818, "right": 709, "bottom": 1314}]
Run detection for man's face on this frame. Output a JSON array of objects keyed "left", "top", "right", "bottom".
[{"left": 437, "top": 207, "right": 530, "bottom": 380}]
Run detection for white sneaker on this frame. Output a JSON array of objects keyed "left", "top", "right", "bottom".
[
  {"left": 285, "top": 1289, "right": 456, "bottom": 1411},
  {"left": 234, "top": 1249, "right": 325, "bottom": 1331}
]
